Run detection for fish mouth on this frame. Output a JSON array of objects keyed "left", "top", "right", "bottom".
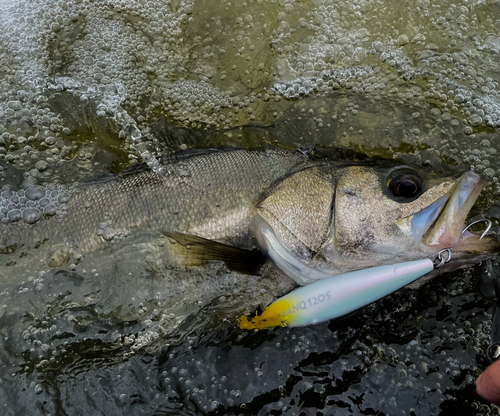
[{"left": 412, "top": 172, "right": 500, "bottom": 254}]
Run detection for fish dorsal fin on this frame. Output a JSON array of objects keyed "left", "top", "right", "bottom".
[
  {"left": 161, "top": 232, "right": 265, "bottom": 275},
  {"left": 161, "top": 148, "right": 223, "bottom": 165}
]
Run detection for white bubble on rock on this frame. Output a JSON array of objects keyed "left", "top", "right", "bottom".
[
  {"left": 0, "top": 0, "right": 498, "bottom": 189},
  {"left": 0, "top": 0, "right": 197, "bottom": 175}
]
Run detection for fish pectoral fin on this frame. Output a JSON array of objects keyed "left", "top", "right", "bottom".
[{"left": 160, "top": 232, "right": 265, "bottom": 275}]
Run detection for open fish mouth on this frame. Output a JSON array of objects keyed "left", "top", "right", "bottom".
[{"left": 412, "top": 171, "right": 500, "bottom": 254}]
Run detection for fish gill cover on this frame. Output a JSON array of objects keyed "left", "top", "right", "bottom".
[{"left": 0, "top": 0, "right": 499, "bottom": 415}]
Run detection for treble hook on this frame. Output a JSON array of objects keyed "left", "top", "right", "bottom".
[
  {"left": 461, "top": 218, "right": 493, "bottom": 240},
  {"left": 433, "top": 218, "right": 493, "bottom": 269}
]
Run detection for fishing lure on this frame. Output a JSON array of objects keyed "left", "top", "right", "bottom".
[
  {"left": 239, "top": 259, "right": 434, "bottom": 329},
  {"left": 239, "top": 219, "right": 493, "bottom": 330}
]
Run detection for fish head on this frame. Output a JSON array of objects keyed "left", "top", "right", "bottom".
[
  {"left": 326, "top": 164, "right": 499, "bottom": 267},
  {"left": 257, "top": 163, "right": 500, "bottom": 281}
]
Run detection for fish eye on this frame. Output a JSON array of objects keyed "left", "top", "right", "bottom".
[{"left": 387, "top": 171, "right": 422, "bottom": 199}]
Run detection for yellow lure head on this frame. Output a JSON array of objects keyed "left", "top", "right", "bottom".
[{"left": 238, "top": 299, "right": 293, "bottom": 330}]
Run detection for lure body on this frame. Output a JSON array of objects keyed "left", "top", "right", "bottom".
[{"left": 239, "top": 259, "right": 434, "bottom": 329}]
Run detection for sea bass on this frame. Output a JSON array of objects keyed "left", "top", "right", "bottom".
[{"left": 0, "top": 147, "right": 499, "bottom": 284}]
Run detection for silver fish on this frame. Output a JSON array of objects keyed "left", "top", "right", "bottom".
[{"left": 1, "top": 147, "right": 499, "bottom": 284}]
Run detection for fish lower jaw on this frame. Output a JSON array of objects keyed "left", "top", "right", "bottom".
[
  {"left": 419, "top": 232, "right": 500, "bottom": 257},
  {"left": 420, "top": 221, "right": 464, "bottom": 251},
  {"left": 453, "top": 233, "right": 500, "bottom": 255},
  {"left": 416, "top": 171, "right": 484, "bottom": 253},
  {"left": 422, "top": 234, "right": 461, "bottom": 251}
]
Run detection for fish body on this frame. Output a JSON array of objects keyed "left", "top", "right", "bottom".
[
  {"left": 1, "top": 147, "right": 499, "bottom": 283},
  {"left": 1, "top": 148, "right": 305, "bottom": 257}
]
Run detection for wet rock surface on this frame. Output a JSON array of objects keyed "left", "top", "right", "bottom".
[{"left": 0, "top": 0, "right": 500, "bottom": 415}]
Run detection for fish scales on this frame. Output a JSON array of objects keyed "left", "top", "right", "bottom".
[
  {"left": 1, "top": 148, "right": 306, "bottom": 255},
  {"left": 1, "top": 147, "right": 499, "bottom": 283}
]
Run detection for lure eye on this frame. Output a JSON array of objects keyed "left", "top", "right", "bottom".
[{"left": 388, "top": 172, "right": 422, "bottom": 199}]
